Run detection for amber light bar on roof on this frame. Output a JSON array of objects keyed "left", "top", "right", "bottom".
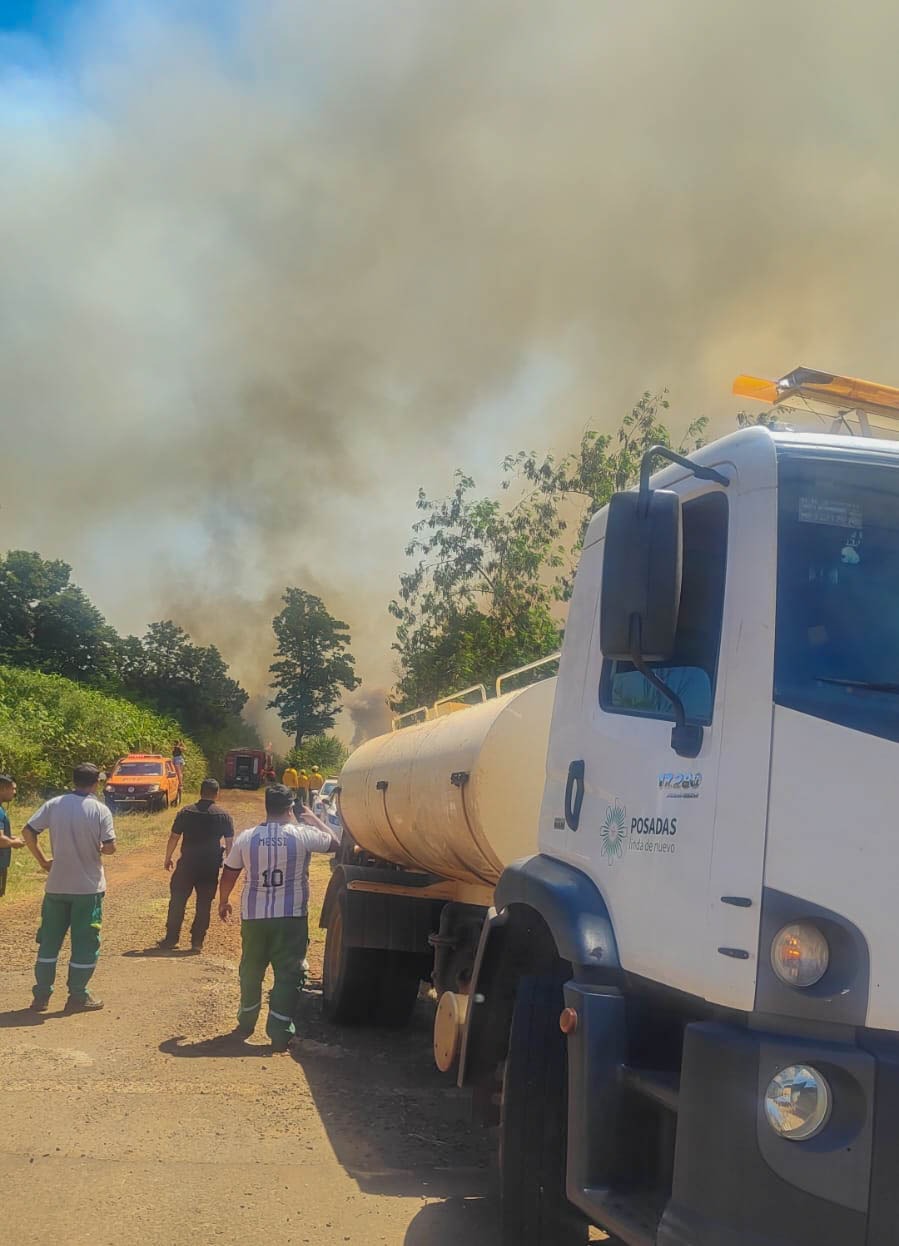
[{"left": 733, "top": 367, "right": 899, "bottom": 421}]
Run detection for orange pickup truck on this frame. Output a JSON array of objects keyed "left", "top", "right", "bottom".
[{"left": 104, "top": 754, "right": 182, "bottom": 813}]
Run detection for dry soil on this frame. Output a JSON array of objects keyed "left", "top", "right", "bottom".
[{"left": 0, "top": 788, "right": 497, "bottom": 1246}]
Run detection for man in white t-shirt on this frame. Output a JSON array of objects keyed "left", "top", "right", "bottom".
[
  {"left": 22, "top": 762, "right": 117, "bottom": 1012},
  {"left": 218, "top": 784, "right": 339, "bottom": 1050}
]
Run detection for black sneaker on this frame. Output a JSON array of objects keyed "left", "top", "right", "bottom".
[
  {"left": 64, "top": 995, "right": 104, "bottom": 1013},
  {"left": 156, "top": 939, "right": 177, "bottom": 951}
]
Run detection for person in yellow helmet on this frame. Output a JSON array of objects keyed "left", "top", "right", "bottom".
[
  {"left": 281, "top": 764, "right": 299, "bottom": 796},
  {"left": 297, "top": 769, "right": 310, "bottom": 807},
  {"left": 308, "top": 765, "right": 324, "bottom": 803}
]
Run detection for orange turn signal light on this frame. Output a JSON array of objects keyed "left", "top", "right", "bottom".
[{"left": 559, "top": 1007, "right": 579, "bottom": 1035}]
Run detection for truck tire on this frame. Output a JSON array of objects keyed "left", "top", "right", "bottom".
[
  {"left": 499, "top": 974, "right": 588, "bottom": 1246},
  {"left": 322, "top": 896, "right": 380, "bottom": 1024},
  {"left": 372, "top": 952, "right": 422, "bottom": 1028}
]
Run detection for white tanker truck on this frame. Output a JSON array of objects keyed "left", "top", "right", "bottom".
[{"left": 322, "top": 368, "right": 899, "bottom": 1246}]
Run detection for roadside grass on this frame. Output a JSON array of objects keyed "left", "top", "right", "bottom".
[{"left": 2, "top": 792, "right": 198, "bottom": 904}]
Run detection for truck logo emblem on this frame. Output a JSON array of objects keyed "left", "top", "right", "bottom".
[{"left": 600, "top": 801, "right": 628, "bottom": 863}]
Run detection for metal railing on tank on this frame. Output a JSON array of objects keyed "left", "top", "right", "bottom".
[
  {"left": 495, "top": 652, "right": 561, "bottom": 697},
  {"left": 391, "top": 653, "right": 561, "bottom": 731}
]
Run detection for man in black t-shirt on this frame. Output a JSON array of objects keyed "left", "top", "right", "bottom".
[{"left": 158, "top": 779, "right": 234, "bottom": 953}]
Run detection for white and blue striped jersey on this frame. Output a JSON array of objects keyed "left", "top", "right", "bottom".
[{"left": 224, "top": 820, "right": 336, "bottom": 920}]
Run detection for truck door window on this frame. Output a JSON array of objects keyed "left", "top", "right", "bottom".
[{"left": 599, "top": 491, "right": 729, "bottom": 725}]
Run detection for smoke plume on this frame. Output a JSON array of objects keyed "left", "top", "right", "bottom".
[{"left": 4, "top": 0, "right": 899, "bottom": 736}]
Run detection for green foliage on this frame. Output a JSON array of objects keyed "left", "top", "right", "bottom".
[
  {"left": 284, "top": 734, "right": 349, "bottom": 777},
  {"left": 269, "top": 589, "right": 361, "bottom": 747},
  {"left": 391, "top": 391, "right": 709, "bottom": 710},
  {"left": 508, "top": 391, "right": 708, "bottom": 599},
  {"left": 0, "top": 552, "right": 252, "bottom": 749},
  {"left": 392, "top": 603, "right": 560, "bottom": 711},
  {"left": 0, "top": 664, "right": 207, "bottom": 795},
  {"left": 389, "top": 464, "right": 566, "bottom": 710},
  {"left": 116, "top": 620, "right": 248, "bottom": 736},
  {"left": 192, "top": 713, "right": 263, "bottom": 779},
  {"left": 0, "top": 551, "right": 120, "bottom": 682}
]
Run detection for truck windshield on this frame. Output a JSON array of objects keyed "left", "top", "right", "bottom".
[
  {"left": 114, "top": 762, "right": 164, "bottom": 776},
  {"left": 775, "top": 448, "right": 899, "bottom": 743}
]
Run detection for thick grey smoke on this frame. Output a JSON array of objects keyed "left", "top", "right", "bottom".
[
  {"left": 346, "top": 687, "right": 393, "bottom": 747},
  {"left": 4, "top": 0, "right": 899, "bottom": 734}
]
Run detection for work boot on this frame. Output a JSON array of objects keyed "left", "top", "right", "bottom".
[
  {"left": 156, "top": 938, "right": 177, "bottom": 951},
  {"left": 29, "top": 996, "right": 50, "bottom": 1013},
  {"left": 64, "top": 994, "right": 104, "bottom": 1013},
  {"left": 189, "top": 942, "right": 203, "bottom": 955}
]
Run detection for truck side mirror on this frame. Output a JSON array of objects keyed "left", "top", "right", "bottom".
[{"left": 600, "top": 488, "right": 683, "bottom": 661}]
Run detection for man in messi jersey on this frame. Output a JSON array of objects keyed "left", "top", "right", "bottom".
[{"left": 218, "top": 784, "right": 339, "bottom": 1050}]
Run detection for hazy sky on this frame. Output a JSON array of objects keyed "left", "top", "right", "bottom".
[{"left": 4, "top": 1, "right": 899, "bottom": 742}]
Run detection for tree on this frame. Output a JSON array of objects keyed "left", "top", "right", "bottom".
[
  {"left": 389, "top": 462, "right": 567, "bottom": 710},
  {"left": 0, "top": 550, "right": 119, "bottom": 682},
  {"left": 268, "top": 590, "right": 361, "bottom": 747},
  {"left": 508, "top": 390, "right": 708, "bottom": 599},
  {"left": 391, "top": 392, "right": 708, "bottom": 710},
  {"left": 117, "top": 621, "right": 248, "bottom": 736},
  {"left": 285, "top": 734, "right": 349, "bottom": 776}
]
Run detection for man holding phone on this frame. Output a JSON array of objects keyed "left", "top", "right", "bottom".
[{"left": 218, "top": 784, "right": 338, "bottom": 1051}]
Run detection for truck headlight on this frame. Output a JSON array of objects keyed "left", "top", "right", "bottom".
[
  {"left": 764, "top": 1065, "right": 831, "bottom": 1140},
  {"left": 147, "top": 785, "right": 160, "bottom": 793},
  {"left": 771, "top": 922, "right": 829, "bottom": 988}
]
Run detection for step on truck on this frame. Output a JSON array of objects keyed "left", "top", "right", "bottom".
[{"left": 322, "top": 368, "right": 899, "bottom": 1246}]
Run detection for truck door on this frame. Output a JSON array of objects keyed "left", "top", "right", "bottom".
[{"left": 542, "top": 456, "right": 777, "bottom": 1011}]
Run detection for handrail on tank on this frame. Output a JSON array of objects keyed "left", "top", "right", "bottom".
[
  {"left": 433, "top": 684, "right": 488, "bottom": 716},
  {"left": 495, "top": 652, "right": 562, "bottom": 697},
  {"left": 391, "top": 706, "right": 429, "bottom": 731}
]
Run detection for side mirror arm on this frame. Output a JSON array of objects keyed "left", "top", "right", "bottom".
[
  {"left": 629, "top": 616, "right": 704, "bottom": 759},
  {"left": 639, "top": 446, "right": 729, "bottom": 514}
]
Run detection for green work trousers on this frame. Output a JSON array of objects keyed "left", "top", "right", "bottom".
[
  {"left": 34, "top": 892, "right": 103, "bottom": 1002},
  {"left": 238, "top": 916, "right": 308, "bottom": 1044}
]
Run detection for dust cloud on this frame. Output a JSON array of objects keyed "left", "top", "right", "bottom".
[{"left": 4, "top": 1, "right": 899, "bottom": 741}]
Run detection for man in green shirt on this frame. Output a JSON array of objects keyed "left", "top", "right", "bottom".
[{"left": 0, "top": 774, "right": 25, "bottom": 898}]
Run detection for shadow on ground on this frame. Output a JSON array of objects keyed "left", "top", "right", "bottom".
[
  {"left": 0, "top": 1006, "right": 88, "bottom": 1028},
  {"left": 159, "top": 1033, "right": 273, "bottom": 1058},
  {"left": 122, "top": 948, "right": 198, "bottom": 959},
  {"left": 290, "top": 983, "right": 496, "bottom": 1244},
  {"left": 0, "top": 1007, "right": 45, "bottom": 1028}
]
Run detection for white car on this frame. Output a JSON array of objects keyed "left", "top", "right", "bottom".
[{"left": 313, "top": 777, "right": 339, "bottom": 815}]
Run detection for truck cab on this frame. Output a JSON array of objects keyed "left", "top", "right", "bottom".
[{"left": 509, "top": 424, "right": 899, "bottom": 1244}]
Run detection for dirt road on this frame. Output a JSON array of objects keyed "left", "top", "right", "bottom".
[{"left": 0, "top": 790, "right": 495, "bottom": 1246}]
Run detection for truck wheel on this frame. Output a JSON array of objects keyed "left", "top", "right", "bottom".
[
  {"left": 499, "top": 974, "right": 588, "bottom": 1246},
  {"left": 322, "top": 897, "right": 379, "bottom": 1024},
  {"left": 372, "top": 952, "right": 422, "bottom": 1028}
]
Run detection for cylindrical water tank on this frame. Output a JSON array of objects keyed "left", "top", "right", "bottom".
[{"left": 339, "top": 677, "right": 556, "bottom": 888}]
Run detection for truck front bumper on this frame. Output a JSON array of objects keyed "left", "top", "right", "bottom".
[{"left": 566, "top": 987, "right": 899, "bottom": 1245}]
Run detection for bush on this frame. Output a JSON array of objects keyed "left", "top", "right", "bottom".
[
  {"left": 0, "top": 664, "right": 207, "bottom": 795},
  {"left": 284, "top": 734, "right": 348, "bottom": 777}
]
